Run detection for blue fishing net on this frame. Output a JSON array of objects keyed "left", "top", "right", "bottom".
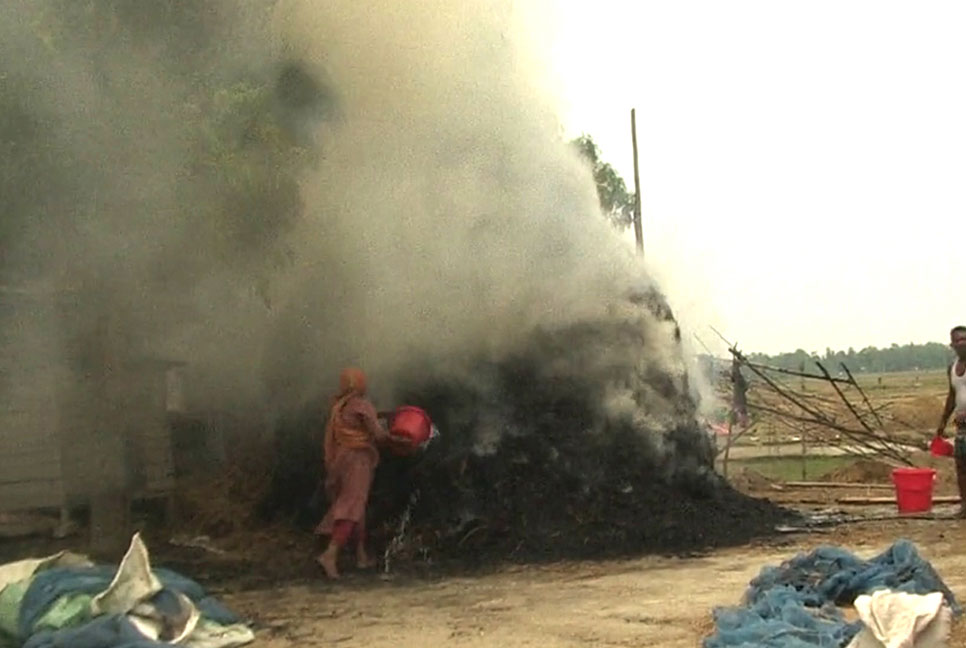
[{"left": 704, "top": 539, "right": 960, "bottom": 648}]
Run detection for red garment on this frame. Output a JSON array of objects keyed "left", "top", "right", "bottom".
[
  {"left": 332, "top": 520, "right": 353, "bottom": 546},
  {"left": 315, "top": 444, "right": 377, "bottom": 535},
  {"left": 331, "top": 519, "right": 367, "bottom": 548},
  {"left": 315, "top": 372, "right": 387, "bottom": 538},
  {"left": 324, "top": 369, "right": 377, "bottom": 470}
]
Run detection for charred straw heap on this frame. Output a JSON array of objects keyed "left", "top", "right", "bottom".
[{"left": 265, "top": 287, "right": 792, "bottom": 565}]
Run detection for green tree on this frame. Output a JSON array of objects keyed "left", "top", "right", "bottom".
[
  {"left": 2, "top": 1, "right": 316, "bottom": 293},
  {"left": 570, "top": 134, "right": 636, "bottom": 229}
]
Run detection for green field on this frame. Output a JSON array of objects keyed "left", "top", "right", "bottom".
[
  {"left": 849, "top": 368, "right": 948, "bottom": 394},
  {"left": 722, "top": 455, "right": 857, "bottom": 482}
]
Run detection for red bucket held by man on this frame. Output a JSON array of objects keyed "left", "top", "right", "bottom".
[
  {"left": 387, "top": 406, "right": 437, "bottom": 456},
  {"left": 930, "top": 435, "right": 954, "bottom": 457}
]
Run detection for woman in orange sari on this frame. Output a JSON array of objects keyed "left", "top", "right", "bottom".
[{"left": 315, "top": 367, "right": 391, "bottom": 579}]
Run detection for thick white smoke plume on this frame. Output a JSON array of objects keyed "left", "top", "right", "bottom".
[{"left": 0, "top": 1, "right": 698, "bottom": 445}]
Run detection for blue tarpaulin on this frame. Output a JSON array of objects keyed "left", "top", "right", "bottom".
[
  {"left": 0, "top": 539, "right": 253, "bottom": 648},
  {"left": 19, "top": 566, "right": 239, "bottom": 641},
  {"left": 23, "top": 614, "right": 173, "bottom": 648},
  {"left": 704, "top": 539, "right": 961, "bottom": 648}
]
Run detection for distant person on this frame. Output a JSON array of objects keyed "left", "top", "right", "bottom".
[
  {"left": 935, "top": 325, "right": 966, "bottom": 516},
  {"left": 315, "top": 367, "right": 401, "bottom": 578}
]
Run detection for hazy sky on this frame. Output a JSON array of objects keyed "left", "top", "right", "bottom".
[{"left": 520, "top": 1, "right": 966, "bottom": 356}]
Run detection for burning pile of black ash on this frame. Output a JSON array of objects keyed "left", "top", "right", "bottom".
[
  {"left": 263, "top": 299, "right": 795, "bottom": 567},
  {"left": 370, "top": 317, "right": 793, "bottom": 565}
]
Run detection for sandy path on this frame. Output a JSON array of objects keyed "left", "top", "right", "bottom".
[{"left": 220, "top": 519, "right": 966, "bottom": 647}]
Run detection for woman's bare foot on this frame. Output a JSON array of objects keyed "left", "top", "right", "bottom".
[{"left": 317, "top": 547, "right": 340, "bottom": 579}]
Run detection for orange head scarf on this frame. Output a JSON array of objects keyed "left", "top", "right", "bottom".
[
  {"left": 336, "top": 367, "right": 367, "bottom": 401},
  {"left": 323, "top": 367, "right": 373, "bottom": 468}
]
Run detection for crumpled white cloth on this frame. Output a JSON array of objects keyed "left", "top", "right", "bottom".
[
  {"left": 92, "top": 533, "right": 202, "bottom": 643},
  {"left": 91, "top": 532, "right": 164, "bottom": 616},
  {"left": 846, "top": 589, "right": 951, "bottom": 648}
]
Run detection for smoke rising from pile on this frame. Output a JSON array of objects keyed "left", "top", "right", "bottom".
[{"left": 0, "top": 1, "right": 702, "bottom": 455}]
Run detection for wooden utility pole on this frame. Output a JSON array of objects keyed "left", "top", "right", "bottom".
[{"left": 630, "top": 108, "right": 644, "bottom": 254}]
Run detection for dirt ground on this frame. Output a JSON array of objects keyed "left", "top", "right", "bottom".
[{"left": 213, "top": 515, "right": 966, "bottom": 647}]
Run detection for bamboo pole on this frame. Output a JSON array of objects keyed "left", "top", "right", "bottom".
[
  {"left": 745, "top": 361, "right": 851, "bottom": 384},
  {"left": 838, "top": 496, "right": 960, "bottom": 505},
  {"left": 784, "top": 481, "right": 893, "bottom": 490},
  {"left": 630, "top": 108, "right": 643, "bottom": 255},
  {"left": 840, "top": 363, "right": 886, "bottom": 429},
  {"left": 814, "top": 360, "right": 902, "bottom": 459},
  {"left": 800, "top": 428, "right": 807, "bottom": 480}
]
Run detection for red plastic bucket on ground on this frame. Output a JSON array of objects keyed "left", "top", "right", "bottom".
[
  {"left": 891, "top": 468, "right": 936, "bottom": 514},
  {"left": 390, "top": 406, "right": 432, "bottom": 446}
]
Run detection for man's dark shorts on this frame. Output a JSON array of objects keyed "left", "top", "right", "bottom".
[{"left": 955, "top": 425, "right": 966, "bottom": 471}]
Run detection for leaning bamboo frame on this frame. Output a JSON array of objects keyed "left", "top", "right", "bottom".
[{"left": 710, "top": 333, "right": 914, "bottom": 478}]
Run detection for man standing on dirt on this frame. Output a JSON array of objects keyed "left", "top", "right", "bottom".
[{"left": 936, "top": 325, "right": 966, "bottom": 515}]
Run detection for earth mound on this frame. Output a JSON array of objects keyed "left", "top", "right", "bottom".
[{"left": 820, "top": 459, "right": 896, "bottom": 484}]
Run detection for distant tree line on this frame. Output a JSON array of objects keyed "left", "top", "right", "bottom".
[{"left": 746, "top": 342, "right": 954, "bottom": 374}]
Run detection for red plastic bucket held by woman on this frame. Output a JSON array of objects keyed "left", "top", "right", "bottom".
[
  {"left": 390, "top": 405, "right": 432, "bottom": 448},
  {"left": 891, "top": 468, "right": 936, "bottom": 514}
]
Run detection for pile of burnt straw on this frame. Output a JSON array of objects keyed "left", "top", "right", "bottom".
[{"left": 262, "top": 300, "right": 795, "bottom": 565}]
